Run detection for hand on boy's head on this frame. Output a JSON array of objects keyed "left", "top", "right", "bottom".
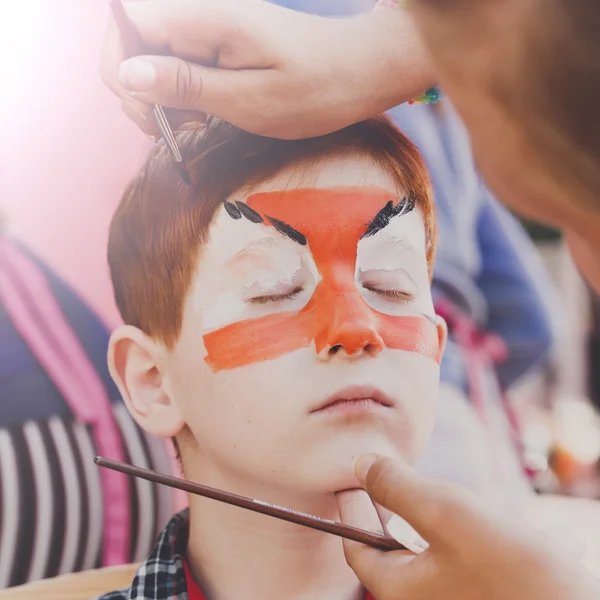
[
  {"left": 338, "top": 454, "right": 600, "bottom": 600},
  {"left": 100, "top": 0, "right": 423, "bottom": 139},
  {"left": 101, "top": 17, "right": 206, "bottom": 137}
]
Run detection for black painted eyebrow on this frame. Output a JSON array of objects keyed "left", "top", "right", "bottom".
[
  {"left": 223, "top": 201, "right": 242, "bottom": 219},
  {"left": 266, "top": 216, "right": 307, "bottom": 246},
  {"left": 361, "top": 193, "right": 416, "bottom": 239},
  {"left": 223, "top": 201, "right": 307, "bottom": 246},
  {"left": 235, "top": 201, "right": 263, "bottom": 223}
]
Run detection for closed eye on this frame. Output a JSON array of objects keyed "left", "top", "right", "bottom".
[
  {"left": 247, "top": 286, "right": 304, "bottom": 305},
  {"left": 363, "top": 286, "right": 413, "bottom": 302}
]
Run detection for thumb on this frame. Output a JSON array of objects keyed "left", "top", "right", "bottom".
[
  {"left": 119, "top": 55, "right": 206, "bottom": 110},
  {"left": 356, "top": 454, "right": 485, "bottom": 550},
  {"left": 118, "top": 55, "right": 268, "bottom": 129},
  {"left": 337, "top": 489, "right": 416, "bottom": 595}
]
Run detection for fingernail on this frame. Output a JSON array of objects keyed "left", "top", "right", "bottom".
[
  {"left": 354, "top": 453, "right": 380, "bottom": 483},
  {"left": 119, "top": 58, "right": 156, "bottom": 91},
  {"left": 387, "top": 515, "right": 429, "bottom": 555},
  {"left": 177, "top": 120, "right": 206, "bottom": 131},
  {"left": 146, "top": 134, "right": 161, "bottom": 144}
]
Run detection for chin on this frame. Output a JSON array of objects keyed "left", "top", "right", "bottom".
[{"left": 312, "top": 436, "right": 409, "bottom": 493}]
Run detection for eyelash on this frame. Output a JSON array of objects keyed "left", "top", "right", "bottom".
[
  {"left": 248, "top": 286, "right": 304, "bottom": 305},
  {"left": 248, "top": 286, "right": 411, "bottom": 304},
  {"left": 364, "top": 287, "right": 413, "bottom": 302}
]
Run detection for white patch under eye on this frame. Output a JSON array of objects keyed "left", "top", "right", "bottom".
[{"left": 357, "top": 267, "right": 420, "bottom": 315}]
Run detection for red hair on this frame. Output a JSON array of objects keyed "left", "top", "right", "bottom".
[{"left": 108, "top": 116, "right": 436, "bottom": 348}]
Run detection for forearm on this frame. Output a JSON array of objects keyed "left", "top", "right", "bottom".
[
  {"left": 328, "top": 8, "right": 437, "bottom": 120},
  {"left": 103, "top": 0, "right": 438, "bottom": 140}
]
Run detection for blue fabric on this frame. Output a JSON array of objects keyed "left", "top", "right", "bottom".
[
  {"left": 0, "top": 241, "right": 119, "bottom": 427},
  {"left": 0, "top": 295, "right": 69, "bottom": 425},
  {"left": 272, "top": 0, "right": 559, "bottom": 390}
]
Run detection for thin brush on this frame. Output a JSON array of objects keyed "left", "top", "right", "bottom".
[
  {"left": 109, "top": 0, "right": 191, "bottom": 184},
  {"left": 95, "top": 457, "right": 408, "bottom": 552}
]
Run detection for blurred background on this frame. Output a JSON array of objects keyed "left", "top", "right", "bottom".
[{"left": 1, "top": 0, "right": 600, "bottom": 589}]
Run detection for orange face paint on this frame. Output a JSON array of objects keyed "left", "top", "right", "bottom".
[{"left": 203, "top": 187, "right": 440, "bottom": 371}]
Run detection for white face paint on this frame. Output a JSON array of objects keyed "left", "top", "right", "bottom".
[
  {"left": 192, "top": 215, "right": 320, "bottom": 331},
  {"left": 356, "top": 210, "right": 434, "bottom": 318},
  {"left": 165, "top": 154, "right": 444, "bottom": 503}
]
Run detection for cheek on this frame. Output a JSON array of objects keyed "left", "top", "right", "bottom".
[
  {"left": 386, "top": 351, "right": 440, "bottom": 459},
  {"left": 168, "top": 347, "right": 301, "bottom": 451},
  {"left": 409, "top": 365, "right": 440, "bottom": 458}
]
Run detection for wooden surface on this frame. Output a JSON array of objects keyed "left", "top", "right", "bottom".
[{"left": 0, "top": 564, "right": 138, "bottom": 600}]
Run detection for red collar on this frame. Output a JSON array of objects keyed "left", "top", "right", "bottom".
[
  {"left": 184, "top": 558, "right": 376, "bottom": 600},
  {"left": 183, "top": 559, "right": 206, "bottom": 600}
]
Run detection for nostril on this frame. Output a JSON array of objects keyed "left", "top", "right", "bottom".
[
  {"left": 328, "top": 344, "right": 342, "bottom": 356},
  {"left": 365, "top": 341, "right": 384, "bottom": 357}
]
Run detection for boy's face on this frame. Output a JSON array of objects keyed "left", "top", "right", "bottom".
[{"left": 145, "top": 155, "right": 444, "bottom": 495}]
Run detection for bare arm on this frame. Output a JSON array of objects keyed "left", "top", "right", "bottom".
[{"left": 100, "top": 0, "right": 435, "bottom": 139}]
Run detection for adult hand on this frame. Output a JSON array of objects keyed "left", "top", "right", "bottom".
[
  {"left": 100, "top": 0, "right": 434, "bottom": 139},
  {"left": 337, "top": 455, "right": 600, "bottom": 600}
]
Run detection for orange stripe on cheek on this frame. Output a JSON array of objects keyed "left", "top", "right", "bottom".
[
  {"left": 203, "top": 312, "right": 439, "bottom": 371},
  {"left": 378, "top": 315, "right": 441, "bottom": 363},
  {"left": 202, "top": 310, "right": 313, "bottom": 372}
]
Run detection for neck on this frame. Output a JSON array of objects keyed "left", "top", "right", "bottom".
[{"left": 184, "top": 467, "right": 363, "bottom": 600}]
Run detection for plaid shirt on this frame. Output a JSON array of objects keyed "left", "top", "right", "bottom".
[
  {"left": 97, "top": 510, "right": 199, "bottom": 600},
  {"left": 97, "top": 509, "right": 376, "bottom": 600}
]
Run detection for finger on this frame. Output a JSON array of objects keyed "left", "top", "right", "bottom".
[
  {"left": 337, "top": 489, "right": 416, "bottom": 597},
  {"left": 386, "top": 515, "right": 429, "bottom": 555},
  {"left": 337, "top": 489, "right": 385, "bottom": 536},
  {"left": 117, "top": 56, "right": 274, "bottom": 132},
  {"left": 119, "top": 55, "right": 207, "bottom": 110},
  {"left": 124, "top": 0, "right": 239, "bottom": 64},
  {"left": 356, "top": 454, "right": 485, "bottom": 549},
  {"left": 100, "top": 17, "right": 129, "bottom": 99},
  {"left": 121, "top": 98, "right": 160, "bottom": 138},
  {"left": 162, "top": 107, "right": 207, "bottom": 131},
  {"left": 121, "top": 0, "right": 171, "bottom": 50}
]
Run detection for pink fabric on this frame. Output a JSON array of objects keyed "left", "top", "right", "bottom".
[
  {"left": 434, "top": 299, "right": 531, "bottom": 479},
  {"left": 435, "top": 299, "right": 508, "bottom": 424},
  {"left": 0, "top": 240, "right": 131, "bottom": 566}
]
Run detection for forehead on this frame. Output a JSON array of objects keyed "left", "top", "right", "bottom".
[
  {"left": 246, "top": 153, "right": 398, "bottom": 193},
  {"left": 203, "top": 154, "right": 425, "bottom": 263}
]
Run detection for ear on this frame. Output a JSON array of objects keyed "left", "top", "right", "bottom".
[
  {"left": 435, "top": 314, "right": 448, "bottom": 357},
  {"left": 108, "top": 325, "right": 185, "bottom": 438}
]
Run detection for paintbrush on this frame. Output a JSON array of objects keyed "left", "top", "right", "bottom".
[
  {"left": 95, "top": 457, "right": 407, "bottom": 552},
  {"left": 109, "top": 0, "right": 191, "bottom": 184}
]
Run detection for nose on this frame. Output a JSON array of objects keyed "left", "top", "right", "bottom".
[{"left": 314, "top": 292, "right": 384, "bottom": 360}]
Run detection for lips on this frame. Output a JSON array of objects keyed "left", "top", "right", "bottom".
[{"left": 310, "top": 385, "right": 395, "bottom": 413}]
